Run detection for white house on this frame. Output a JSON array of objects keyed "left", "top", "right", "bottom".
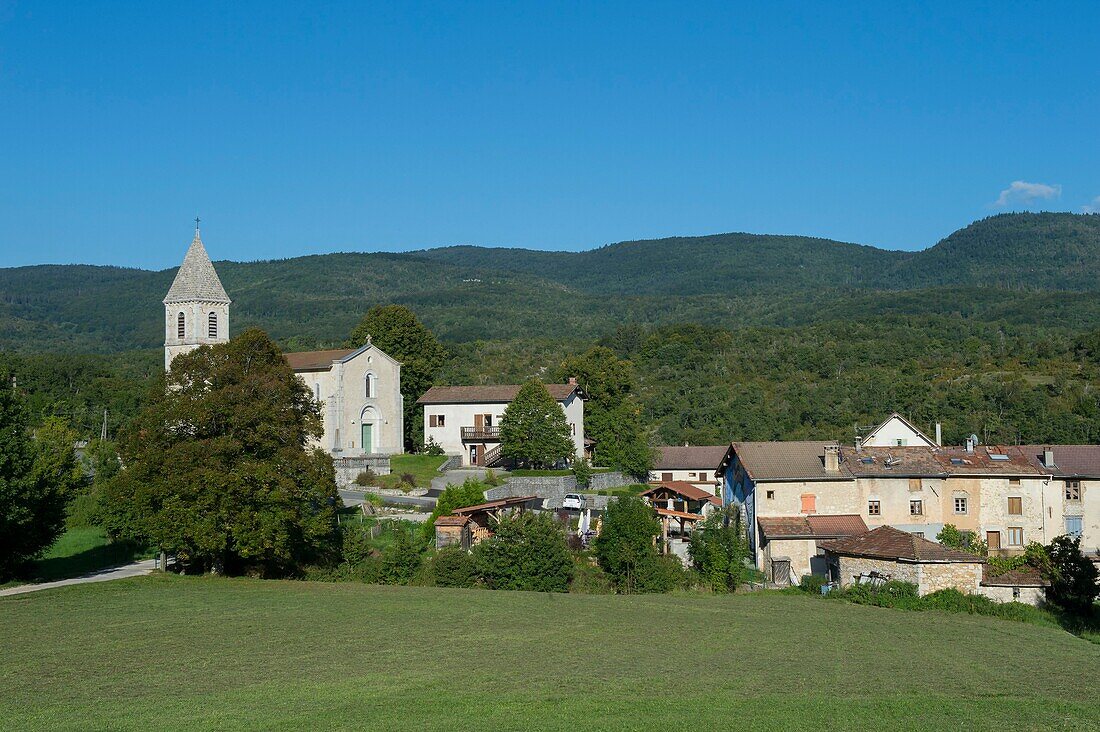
[
  {"left": 417, "top": 381, "right": 586, "bottom": 467},
  {"left": 284, "top": 340, "right": 404, "bottom": 456},
  {"left": 649, "top": 445, "right": 728, "bottom": 494},
  {"left": 859, "top": 412, "right": 940, "bottom": 448}
]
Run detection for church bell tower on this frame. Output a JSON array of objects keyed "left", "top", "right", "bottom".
[{"left": 163, "top": 221, "right": 231, "bottom": 371}]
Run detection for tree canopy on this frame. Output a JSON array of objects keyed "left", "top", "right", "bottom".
[
  {"left": 347, "top": 304, "right": 446, "bottom": 451},
  {"left": 500, "top": 378, "right": 575, "bottom": 469},
  {"left": 100, "top": 328, "right": 340, "bottom": 576}
]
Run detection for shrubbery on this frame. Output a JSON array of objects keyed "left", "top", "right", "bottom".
[
  {"left": 474, "top": 512, "right": 574, "bottom": 592},
  {"left": 688, "top": 508, "right": 750, "bottom": 593},
  {"left": 427, "top": 546, "right": 478, "bottom": 588},
  {"left": 354, "top": 470, "right": 377, "bottom": 487},
  {"left": 594, "top": 496, "right": 680, "bottom": 593}
]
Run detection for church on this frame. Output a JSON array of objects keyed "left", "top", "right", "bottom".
[{"left": 163, "top": 225, "right": 404, "bottom": 457}]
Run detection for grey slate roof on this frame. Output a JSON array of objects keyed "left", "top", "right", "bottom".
[
  {"left": 723, "top": 441, "right": 853, "bottom": 482},
  {"left": 164, "top": 231, "right": 231, "bottom": 304},
  {"left": 653, "top": 445, "right": 730, "bottom": 471}
]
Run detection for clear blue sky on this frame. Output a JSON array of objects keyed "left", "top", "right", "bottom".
[{"left": 1, "top": 1, "right": 1097, "bottom": 269}]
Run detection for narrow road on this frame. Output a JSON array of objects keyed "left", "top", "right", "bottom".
[{"left": 0, "top": 559, "right": 157, "bottom": 598}]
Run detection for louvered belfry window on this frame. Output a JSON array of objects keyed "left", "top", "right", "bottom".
[
  {"left": 208, "top": 312, "right": 218, "bottom": 338},
  {"left": 177, "top": 312, "right": 185, "bottom": 339}
]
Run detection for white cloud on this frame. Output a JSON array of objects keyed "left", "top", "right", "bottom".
[
  {"left": 993, "top": 180, "right": 1062, "bottom": 207},
  {"left": 1082, "top": 196, "right": 1100, "bottom": 214}
]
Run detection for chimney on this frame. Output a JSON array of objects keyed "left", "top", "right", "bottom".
[
  {"left": 1044, "top": 447, "right": 1055, "bottom": 469},
  {"left": 568, "top": 377, "right": 577, "bottom": 386},
  {"left": 935, "top": 423, "right": 942, "bottom": 447},
  {"left": 965, "top": 436, "right": 974, "bottom": 454},
  {"left": 855, "top": 436, "right": 862, "bottom": 452},
  {"left": 824, "top": 444, "right": 840, "bottom": 473}
]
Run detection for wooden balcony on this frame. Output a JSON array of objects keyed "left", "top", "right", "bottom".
[{"left": 461, "top": 425, "right": 501, "bottom": 442}]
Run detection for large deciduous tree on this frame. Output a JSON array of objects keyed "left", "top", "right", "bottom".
[
  {"left": 500, "top": 378, "right": 575, "bottom": 469},
  {"left": 556, "top": 346, "right": 654, "bottom": 478},
  {"left": 346, "top": 305, "right": 446, "bottom": 451},
  {"left": 0, "top": 387, "right": 75, "bottom": 580},
  {"left": 100, "top": 329, "right": 340, "bottom": 576}
]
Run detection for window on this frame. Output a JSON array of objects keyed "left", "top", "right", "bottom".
[
  {"left": 177, "top": 312, "right": 185, "bottom": 339},
  {"left": 662, "top": 473, "right": 673, "bottom": 482},
  {"left": 570, "top": 423, "right": 576, "bottom": 435},
  {"left": 364, "top": 374, "right": 374, "bottom": 398},
  {"left": 895, "top": 438, "right": 907, "bottom": 446},
  {"left": 986, "top": 531, "right": 1001, "bottom": 551},
  {"left": 868, "top": 500, "right": 881, "bottom": 516},
  {"left": 1007, "top": 527, "right": 1024, "bottom": 546},
  {"left": 1012, "top": 587, "right": 1021, "bottom": 600},
  {"left": 429, "top": 414, "right": 445, "bottom": 428},
  {"left": 801, "top": 494, "right": 816, "bottom": 514},
  {"left": 208, "top": 312, "right": 218, "bottom": 338},
  {"left": 1009, "top": 478, "right": 1020, "bottom": 486},
  {"left": 908, "top": 478, "right": 922, "bottom": 492},
  {"left": 1007, "top": 497, "right": 1022, "bottom": 515},
  {"left": 313, "top": 383, "right": 320, "bottom": 401},
  {"left": 954, "top": 496, "right": 968, "bottom": 514},
  {"left": 766, "top": 490, "right": 775, "bottom": 500},
  {"left": 698, "top": 472, "right": 708, "bottom": 482},
  {"left": 912, "top": 531, "right": 924, "bottom": 539},
  {"left": 910, "top": 499, "right": 923, "bottom": 516},
  {"left": 1065, "top": 516, "right": 1083, "bottom": 538},
  {"left": 1065, "top": 480, "right": 1081, "bottom": 501}
]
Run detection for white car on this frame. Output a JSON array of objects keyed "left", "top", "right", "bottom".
[{"left": 562, "top": 493, "right": 585, "bottom": 510}]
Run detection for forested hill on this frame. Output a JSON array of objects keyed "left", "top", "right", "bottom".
[{"left": 1, "top": 212, "right": 1099, "bottom": 353}]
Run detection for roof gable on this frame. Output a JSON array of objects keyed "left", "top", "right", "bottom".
[
  {"left": 283, "top": 342, "right": 400, "bottom": 372},
  {"left": 164, "top": 231, "right": 231, "bottom": 304},
  {"left": 860, "top": 413, "right": 938, "bottom": 448}
]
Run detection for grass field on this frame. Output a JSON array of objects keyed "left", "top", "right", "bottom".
[
  {"left": 377, "top": 454, "right": 449, "bottom": 489},
  {"left": 0, "top": 527, "right": 151, "bottom": 589},
  {"left": 2, "top": 576, "right": 1098, "bottom": 731}
]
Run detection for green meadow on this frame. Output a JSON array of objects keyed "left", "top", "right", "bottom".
[{"left": 2, "top": 575, "right": 1097, "bottom": 731}]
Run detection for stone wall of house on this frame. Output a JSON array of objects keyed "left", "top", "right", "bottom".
[
  {"left": 916, "top": 562, "right": 982, "bottom": 595},
  {"left": 977, "top": 584, "right": 1046, "bottom": 606},
  {"left": 333, "top": 455, "right": 391, "bottom": 488},
  {"left": 836, "top": 556, "right": 919, "bottom": 587}
]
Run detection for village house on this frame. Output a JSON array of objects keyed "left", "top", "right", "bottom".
[
  {"left": 649, "top": 445, "right": 727, "bottom": 493},
  {"left": 164, "top": 227, "right": 404, "bottom": 459},
  {"left": 417, "top": 381, "right": 587, "bottom": 467},
  {"left": 820, "top": 525, "right": 986, "bottom": 596},
  {"left": 756, "top": 514, "right": 868, "bottom": 583},
  {"left": 714, "top": 413, "right": 1098, "bottom": 582}
]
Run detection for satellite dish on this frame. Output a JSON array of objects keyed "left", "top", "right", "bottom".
[{"left": 969, "top": 434, "right": 980, "bottom": 446}]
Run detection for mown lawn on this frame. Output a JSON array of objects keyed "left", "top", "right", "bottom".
[
  {"left": 380, "top": 454, "right": 449, "bottom": 488},
  {"left": 2, "top": 576, "right": 1098, "bottom": 731},
  {"left": 0, "top": 527, "right": 151, "bottom": 589}
]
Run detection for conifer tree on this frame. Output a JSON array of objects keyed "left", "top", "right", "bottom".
[{"left": 500, "top": 378, "right": 574, "bottom": 469}]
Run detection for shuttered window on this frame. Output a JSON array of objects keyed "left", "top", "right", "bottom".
[
  {"left": 801, "top": 494, "right": 816, "bottom": 514},
  {"left": 1008, "top": 497, "right": 1022, "bottom": 515}
]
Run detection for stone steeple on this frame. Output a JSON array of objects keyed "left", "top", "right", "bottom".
[
  {"left": 164, "top": 223, "right": 231, "bottom": 371},
  {"left": 164, "top": 225, "right": 231, "bottom": 305}
]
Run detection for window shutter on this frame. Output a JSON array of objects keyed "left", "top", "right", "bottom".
[
  {"left": 429, "top": 415, "right": 437, "bottom": 428},
  {"left": 801, "top": 494, "right": 816, "bottom": 514}
]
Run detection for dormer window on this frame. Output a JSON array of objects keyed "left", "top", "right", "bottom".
[
  {"left": 208, "top": 312, "right": 218, "bottom": 338},
  {"left": 177, "top": 312, "right": 185, "bottom": 339}
]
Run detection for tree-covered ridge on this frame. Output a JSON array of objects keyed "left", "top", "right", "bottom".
[{"left": 3, "top": 212, "right": 1100, "bottom": 353}]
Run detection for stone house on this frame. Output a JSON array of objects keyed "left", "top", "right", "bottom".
[
  {"left": 979, "top": 564, "right": 1048, "bottom": 606},
  {"left": 417, "top": 382, "right": 586, "bottom": 467},
  {"left": 756, "top": 514, "right": 868, "bottom": 583},
  {"left": 649, "top": 445, "right": 727, "bottom": 494},
  {"left": 1019, "top": 445, "right": 1100, "bottom": 558},
  {"left": 821, "top": 525, "right": 985, "bottom": 596},
  {"left": 284, "top": 341, "right": 404, "bottom": 457}
]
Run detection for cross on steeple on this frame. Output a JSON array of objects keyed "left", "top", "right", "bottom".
[{"left": 194, "top": 216, "right": 201, "bottom": 235}]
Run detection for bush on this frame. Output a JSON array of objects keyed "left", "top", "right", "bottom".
[
  {"left": 569, "top": 556, "right": 614, "bottom": 594},
  {"left": 483, "top": 469, "right": 504, "bottom": 487},
  {"left": 572, "top": 459, "right": 594, "bottom": 489},
  {"left": 422, "top": 436, "right": 445, "bottom": 456},
  {"left": 1046, "top": 534, "right": 1100, "bottom": 614},
  {"left": 379, "top": 525, "right": 427, "bottom": 584},
  {"left": 799, "top": 574, "right": 828, "bottom": 594},
  {"left": 593, "top": 496, "right": 670, "bottom": 593},
  {"left": 688, "top": 508, "right": 750, "bottom": 593},
  {"left": 428, "top": 546, "right": 478, "bottom": 588},
  {"left": 422, "top": 478, "right": 487, "bottom": 542},
  {"left": 340, "top": 523, "right": 375, "bottom": 566},
  {"left": 354, "top": 470, "right": 377, "bottom": 487},
  {"left": 474, "top": 512, "right": 574, "bottom": 592}
]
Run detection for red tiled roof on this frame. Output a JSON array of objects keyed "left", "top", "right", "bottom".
[
  {"left": 416, "top": 384, "right": 581, "bottom": 405},
  {"left": 821, "top": 525, "right": 983, "bottom": 563},
  {"left": 757, "top": 515, "right": 868, "bottom": 540},
  {"left": 653, "top": 445, "right": 730, "bottom": 471},
  {"left": 284, "top": 348, "right": 356, "bottom": 371},
  {"left": 641, "top": 481, "right": 715, "bottom": 502},
  {"left": 434, "top": 515, "right": 470, "bottom": 527},
  {"left": 981, "top": 564, "right": 1049, "bottom": 587}
]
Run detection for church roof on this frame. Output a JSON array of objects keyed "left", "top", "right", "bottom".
[{"left": 164, "top": 230, "right": 231, "bottom": 304}]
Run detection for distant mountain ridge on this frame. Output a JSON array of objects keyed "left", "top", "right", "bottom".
[{"left": 1, "top": 212, "right": 1098, "bottom": 353}]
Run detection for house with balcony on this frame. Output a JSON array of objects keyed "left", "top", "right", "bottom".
[{"left": 417, "top": 380, "right": 586, "bottom": 467}]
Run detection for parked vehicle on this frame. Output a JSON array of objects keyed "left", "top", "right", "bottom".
[{"left": 562, "top": 493, "right": 585, "bottom": 510}]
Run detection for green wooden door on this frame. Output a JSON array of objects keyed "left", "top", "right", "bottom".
[{"left": 361, "top": 423, "right": 373, "bottom": 454}]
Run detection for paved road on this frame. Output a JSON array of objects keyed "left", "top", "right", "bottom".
[{"left": 0, "top": 559, "right": 157, "bottom": 598}]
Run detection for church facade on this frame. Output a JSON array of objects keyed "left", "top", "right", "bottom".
[{"left": 164, "top": 226, "right": 404, "bottom": 457}]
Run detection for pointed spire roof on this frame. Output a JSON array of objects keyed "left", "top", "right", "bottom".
[{"left": 164, "top": 226, "right": 231, "bottom": 304}]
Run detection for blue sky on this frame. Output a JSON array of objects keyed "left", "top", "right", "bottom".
[{"left": 0, "top": 1, "right": 1097, "bottom": 269}]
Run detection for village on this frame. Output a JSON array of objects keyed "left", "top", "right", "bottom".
[{"left": 159, "top": 227, "right": 1099, "bottom": 608}]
